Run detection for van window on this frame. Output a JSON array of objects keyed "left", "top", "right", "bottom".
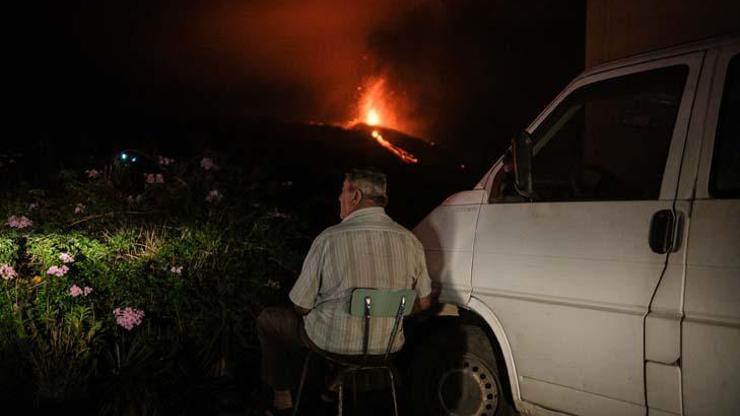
[
  {"left": 529, "top": 65, "right": 688, "bottom": 202},
  {"left": 709, "top": 54, "right": 740, "bottom": 198}
]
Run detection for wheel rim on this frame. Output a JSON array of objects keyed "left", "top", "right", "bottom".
[{"left": 436, "top": 353, "right": 500, "bottom": 416}]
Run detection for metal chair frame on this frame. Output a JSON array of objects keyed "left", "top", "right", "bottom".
[{"left": 292, "top": 289, "right": 415, "bottom": 416}]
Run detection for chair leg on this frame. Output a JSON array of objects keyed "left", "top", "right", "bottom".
[
  {"left": 337, "top": 376, "right": 344, "bottom": 416},
  {"left": 292, "top": 352, "right": 311, "bottom": 416},
  {"left": 352, "top": 371, "right": 358, "bottom": 414},
  {"left": 386, "top": 367, "right": 399, "bottom": 416}
]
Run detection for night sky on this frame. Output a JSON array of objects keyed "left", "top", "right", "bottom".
[{"left": 9, "top": 1, "right": 584, "bottom": 169}]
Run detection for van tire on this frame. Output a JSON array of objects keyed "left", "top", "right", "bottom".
[{"left": 406, "top": 322, "right": 514, "bottom": 416}]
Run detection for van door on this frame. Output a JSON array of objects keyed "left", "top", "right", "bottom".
[
  {"left": 682, "top": 44, "right": 740, "bottom": 415},
  {"left": 472, "top": 53, "right": 703, "bottom": 415}
]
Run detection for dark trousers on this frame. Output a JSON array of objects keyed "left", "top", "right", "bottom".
[{"left": 257, "top": 306, "right": 312, "bottom": 390}]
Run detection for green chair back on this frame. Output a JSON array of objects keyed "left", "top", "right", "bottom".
[
  {"left": 349, "top": 288, "right": 417, "bottom": 317},
  {"left": 349, "top": 288, "right": 417, "bottom": 359}
]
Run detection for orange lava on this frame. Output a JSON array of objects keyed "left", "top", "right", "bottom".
[
  {"left": 366, "top": 109, "right": 380, "bottom": 126},
  {"left": 358, "top": 78, "right": 393, "bottom": 129},
  {"left": 348, "top": 77, "right": 419, "bottom": 164},
  {"left": 371, "top": 130, "right": 418, "bottom": 164}
]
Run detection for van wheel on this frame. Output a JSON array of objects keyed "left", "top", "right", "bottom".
[{"left": 406, "top": 323, "right": 514, "bottom": 416}]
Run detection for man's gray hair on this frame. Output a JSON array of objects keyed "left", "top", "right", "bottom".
[{"left": 346, "top": 168, "right": 388, "bottom": 207}]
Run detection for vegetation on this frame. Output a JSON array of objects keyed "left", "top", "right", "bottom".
[{"left": 0, "top": 150, "right": 307, "bottom": 414}]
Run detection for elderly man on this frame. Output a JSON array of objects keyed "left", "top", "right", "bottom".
[{"left": 257, "top": 168, "right": 432, "bottom": 415}]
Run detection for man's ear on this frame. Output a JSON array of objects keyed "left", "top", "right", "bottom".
[{"left": 352, "top": 189, "right": 363, "bottom": 205}]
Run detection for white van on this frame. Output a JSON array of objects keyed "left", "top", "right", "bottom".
[{"left": 410, "top": 35, "right": 740, "bottom": 416}]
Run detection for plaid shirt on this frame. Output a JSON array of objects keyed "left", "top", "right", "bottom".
[{"left": 289, "top": 207, "right": 432, "bottom": 355}]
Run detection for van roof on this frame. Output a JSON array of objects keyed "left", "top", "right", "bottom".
[
  {"left": 526, "top": 34, "right": 740, "bottom": 132},
  {"left": 475, "top": 34, "right": 740, "bottom": 191},
  {"left": 581, "top": 34, "right": 740, "bottom": 80}
]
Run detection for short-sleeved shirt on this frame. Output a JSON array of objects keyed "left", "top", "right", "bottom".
[{"left": 289, "top": 207, "right": 432, "bottom": 355}]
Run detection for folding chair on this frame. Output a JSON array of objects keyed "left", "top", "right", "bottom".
[{"left": 292, "top": 288, "right": 417, "bottom": 416}]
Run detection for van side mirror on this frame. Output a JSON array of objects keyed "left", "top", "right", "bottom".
[{"left": 512, "top": 131, "right": 533, "bottom": 197}]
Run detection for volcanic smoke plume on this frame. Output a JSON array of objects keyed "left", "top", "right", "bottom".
[
  {"left": 69, "top": 0, "right": 446, "bottom": 139},
  {"left": 21, "top": 0, "right": 584, "bottom": 162},
  {"left": 62, "top": 0, "right": 541, "bottom": 146},
  {"left": 186, "top": 0, "right": 438, "bottom": 137}
]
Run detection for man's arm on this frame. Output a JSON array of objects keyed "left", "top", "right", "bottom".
[
  {"left": 294, "top": 304, "right": 311, "bottom": 316},
  {"left": 410, "top": 238, "right": 434, "bottom": 315},
  {"left": 288, "top": 236, "right": 324, "bottom": 313}
]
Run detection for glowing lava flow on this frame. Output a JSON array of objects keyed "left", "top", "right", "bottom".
[
  {"left": 371, "top": 129, "right": 418, "bottom": 164},
  {"left": 356, "top": 78, "right": 418, "bottom": 164}
]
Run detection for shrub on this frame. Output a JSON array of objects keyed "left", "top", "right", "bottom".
[{"left": 0, "top": 149, "right": 308, "bottom": 413}]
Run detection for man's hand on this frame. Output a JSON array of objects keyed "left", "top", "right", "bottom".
[
  {"left": 412, "top": 295, "right": 432, "bottom": 315},
  {"left": 294, "top": 304, "right": 311, "bottom": 316}
]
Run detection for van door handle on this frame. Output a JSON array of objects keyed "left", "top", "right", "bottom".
[{"left": 649, "top": 209, "right": 675, "bottom": 254}]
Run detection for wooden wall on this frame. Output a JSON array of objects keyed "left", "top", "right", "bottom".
[{"left": 586, "top": 0, "right": 739, "bottom": 67}]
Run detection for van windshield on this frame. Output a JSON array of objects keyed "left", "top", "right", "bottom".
[{"left": 529, "top": 65, "right": 688, "bottom": 202}]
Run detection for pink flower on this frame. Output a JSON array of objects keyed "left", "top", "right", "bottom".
[
  {"left": 74, "top": 203, "right": 86, "bottom": 214},
  {"left": 85, "top": 169, "right": 100, "bottom": 179},
  {"left": 200, "top": 157, "right": 215, "bottom": 171},
  {"left": 70, "top": 284, "right": 92, "bottom": 297},
  {"left": 28, "top": 203, "right": 38, "bottom": 210},
  {"left": 0, "top": 264, "right": 18, "bottom": 281},
  {"left": 69, "top": 284, "right": 83, "bottom": 297},
  {"left": 113, "top": 307, "right": 145, "bottom": 331},
  {"left": 158, "top": 156, "right": 174, "bottom": 166},
  {"left": 144, "top": 173, "right": 165, "bottom": 184},
  {"left": 46, "top": 265, "right": 70, "bottom": 277},
  {"left": 170, "top": 265, "right": 183, "bottom": 275},
  {"left": 59, "top": 252, "right": 75, "bottom": 264},
  {"left": 205, "top": 189, "right": 222, "bottom": 203},
  {"left": 7, "top": 215, "right": 33, "bottom": 229}
]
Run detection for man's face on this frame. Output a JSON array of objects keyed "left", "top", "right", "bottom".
[{"left": 338, "top": 178, "right": 359, "bottom": 219}]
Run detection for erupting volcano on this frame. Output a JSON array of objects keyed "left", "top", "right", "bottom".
[
  {"left": 366, "top": 109, "right": 380, "bottom": 126},
  {"left": 351, "top": 78, "right": 419, "bottom": 164}
]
